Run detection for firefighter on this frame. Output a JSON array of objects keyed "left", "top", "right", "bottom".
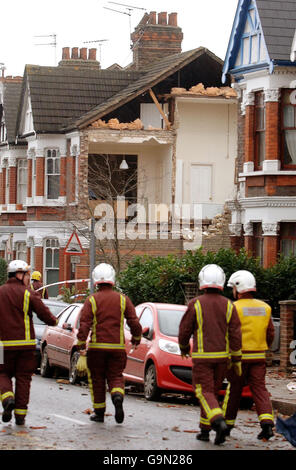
[
  {"left": 223, "top": 270, "right": 275, "bottom": 440},
  {"left": 0, "top": 260, "right": 58, "bottom": 425},
  {"left": 178, "top": 264, "right": 242, "bottom": 445},
  {"left": 31, "top": 271, "right": 48, "bottom": 299},
  {"left": 77, "top": 263, "right": 142, "bottom": 424}
]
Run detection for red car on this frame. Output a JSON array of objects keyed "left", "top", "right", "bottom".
[
  {"left": 124, "top": 303, "right": 193, "bottom": 400},
  {"left": 124, "top": 302, "right": 251, "bottom": 402}
]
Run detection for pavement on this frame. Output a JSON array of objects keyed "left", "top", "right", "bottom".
[{"left": 266, "top": 365, "right": 296, "bottom": 417}]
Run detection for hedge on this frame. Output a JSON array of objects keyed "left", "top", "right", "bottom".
[
  {"left": 0, "top": 258, "right": 7, "bottom": 286},
  {"left": 118, "top": 248, "right": 296, "bottom": 314}
]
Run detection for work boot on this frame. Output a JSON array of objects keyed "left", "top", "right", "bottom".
[
  {"left": 211, "top": 416, "right": 228, "bottom": 445},
  {"left": 196, "top": 430, "right": 210, "bottom": 442},
  {"left": 112, "top": 393, "right": 124, "bottom": 424},
  {"left": 225, "top": 425, "right": 233, "bottom": 437},
  {"left": 2, "top": 397, "right": 15, "bottom": 423},
  {"left": 15, "top": 415, "right": 25, "bottom": 426},
  {"left": 257, "top": 423, "right": 274, "bottom": 440},
  {"left": 90, "top": 409, "right": 105, "bottom": 423}
]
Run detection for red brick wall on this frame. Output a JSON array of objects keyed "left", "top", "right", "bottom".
[
  {"left": 8, "top": 166, "right": 17, "bottom": 204},
  {"left": 0, "top": 169, "right": 5, "bottom": 204},
  {"left": 265, "top": 101, "right": 279, "bottom": 160},
  {"left": 27, "top": 159, "right": 32, "bottom": 198},
  {"left": 263, "top": 236, "right": 278, "bottom": 268},
  {"left": 34, "top": 246, "right": 43, "bottom": 274},
  {"left": 36, "top": 157, "right": 45, "bottom": 197},
  {"left": 60, "top": 156, "right": 67, "bottom": 197}
]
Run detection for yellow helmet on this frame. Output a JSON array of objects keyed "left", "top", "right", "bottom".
[{"left": 31, "top": 271, "right": 42, "bottom": 281}]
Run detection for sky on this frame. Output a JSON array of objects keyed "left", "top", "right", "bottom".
[{"left": 0, "top": 0, "right": 238, "bottom": 77}]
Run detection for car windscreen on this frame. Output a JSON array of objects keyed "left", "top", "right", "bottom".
[
  {"left": 33, "top": 305, "right": 68, "bottom": 325},
  {"left": 157, "top": 309, "right": 186, "bottom": 337}
]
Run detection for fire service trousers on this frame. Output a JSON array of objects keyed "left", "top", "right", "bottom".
[
  {"left": 192, "top": 360, "right": 227, "bottom": 431},
  {"left": 223, "top": 361, "right": 274, "bottom": 427},
  {"left": 87, "top": 349, "right": 127, "bottom": 413},
  {"left": 0, "top": 349, "right": 36, "bottom": 420}
]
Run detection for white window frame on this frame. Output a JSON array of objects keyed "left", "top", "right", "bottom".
[
  {"left": 44, "top": 238, "right": 60, "bottom": 296},
  {"left": 15, "top": 242, "right": 27, "bottom": 262},
  {"left": 45, "top": 148, "right": 60, "bottom": 200},
  {"left": 17, "top": 159, "right": 28, "bottom": 204}
]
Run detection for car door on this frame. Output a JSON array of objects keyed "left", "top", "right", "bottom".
[
  {"left": 54, "top": 306, "right": 81, "bottom": 368},
  {"left": 45, "top": 306, "right": 75, "bottom": 365},
  {"left": 126, "top": 307, "right": 154, "bottom": 381}
]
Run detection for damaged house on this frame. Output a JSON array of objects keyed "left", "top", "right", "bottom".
[{"left": 0, "top": 11, "right": 238, "bottom": 295}]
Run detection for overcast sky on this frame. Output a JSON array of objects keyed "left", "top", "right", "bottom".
[{"left": 0, "top": 0, "right": 238, "bottom": 76}]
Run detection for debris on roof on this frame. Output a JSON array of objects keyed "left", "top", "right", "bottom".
[
  {"left": 91, "top": 117, "right": 144, "bottom": 130},
  {"left": 171, "top": 83, "right": 237, "bottom": 99}
]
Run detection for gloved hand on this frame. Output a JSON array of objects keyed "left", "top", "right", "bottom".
[
  {"left": 131, "top": 336, "right": 141, "bottom": 347},
  {"left": 180, "top": 344, "right": 190, "bottom": 359},
  {"left": 76, "top": 354, "right": 88, "bottom": 377},
  {"left": 228, "top": 361, "right": 242, "bottom": 376}
]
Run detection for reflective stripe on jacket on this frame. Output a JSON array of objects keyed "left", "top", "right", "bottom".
[
  {"left": 77, "top": 286, "right": 142, "bottom": 351},
  {"left": 234, "top": 297, "right": 274, "bottom": 361},
  {"left": 179, "top": 292, "right": 242, "bottom": 363},
  {"left": 0, "top": 278, "right": 57, "bottom": 349}
]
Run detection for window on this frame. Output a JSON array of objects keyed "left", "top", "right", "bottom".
[
  {"left": 57, "top": 307, "right": 75, "bottom": 327},
  {"left": 45, "top": 238, "right": 59, "bottom": 297},
  {"left": 139, "top": 308, "right": 154, "bottom": 332},
  {"left": 0, "top": 121, "right": 6, "bottom": 143},
  {"left": 254, "top": 91, "right": 265, "bottom": 168},
  {"left": 46, "top": 149, "right": 60, "bottom": 199},
  {"left": 280, "top": 223, "right": 296, "bottom": 257},
  {"left": 281, "top": 89, "right": 296, "bottom": 168},
  {"left": 17, "top": 159, "right": 27, "bottom": 204},
  {"left": 15, "top": 242, "right": 27, "bottom": 262}
]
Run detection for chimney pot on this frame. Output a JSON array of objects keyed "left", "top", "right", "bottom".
[
  {"left": 149, "top": 11, "right": 157, "bottom": 24},
  {"left": 80, "top": 47, "right": 87, "bottom": 60},
  {"left": 62, "top": 47, "right": 70, "bottom": 60},
  {"left": 71, "top": 47, "right": 79, "bottom": 59},
  {"left": 158, "top": 12, "right": 167, "bottom": 25},
  {"left": 168, "top": 12, "right": 178, "bottom": 27},
  {"left": 88, "top": 48, "right": 97, "bottom": 61}
]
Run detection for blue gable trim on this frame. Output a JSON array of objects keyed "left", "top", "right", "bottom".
[{"left": 222, "top": 0, "right": 272, "bottom": 83}]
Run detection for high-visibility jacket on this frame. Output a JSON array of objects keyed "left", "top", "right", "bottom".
[
  {"left": 0, "top": 278, "right": 57, "bottom": 350},
  {"left": 234, "top": 297, "right": 274, "bottom": 361},
  {"left": 31, "top": 281, "right": 48, "bottom": 299},
  {"left": 179, "top": 292, "right": 242, "bottom": 363},
  {"left": 77, "top": 285, "right": 142, "bottom": 351}
]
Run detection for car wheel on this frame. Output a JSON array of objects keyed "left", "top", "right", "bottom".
[
  {"left": 40, "top": 346, "right": 53, "bottom": 378},
  {"left": 69, "top": 351, "right": 82, "bottom": 385},
  {"left": 144, "top": 364, "right": 161, "bottom": 401}
]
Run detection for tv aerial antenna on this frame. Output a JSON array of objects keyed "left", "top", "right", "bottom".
[
  {"left": 103, "top": 2, "right": 146, "bottom": 48},
  {"left": 34, "top": 34, "right": 57, "bottom": 65},
  {"left": 83, "top": 39, "right": 109, "bottom": 62}
]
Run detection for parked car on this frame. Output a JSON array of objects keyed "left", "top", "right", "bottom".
[
  {"left": 39, "top": 299, "right": 252, "bottom": 402},
  {"left": 124, "top": 302, "right": 251, "bottom": 401},
  {"left": 33, "top": 299, "right": 70, "bottom": 367},
  {"left": 40, "top": 303, "right": 83, "bottom": 383}
]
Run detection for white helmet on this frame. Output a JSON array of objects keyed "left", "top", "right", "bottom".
[
  {"left": 198, "top": 264, "right": 226, "bottom": 290},
  {"left": 227, "top": 270, "right": 256, "bottom": 293},
  {"left": 8, "top": 260, "right": 31, "bottom": 274},
  {"left": 92, "top": 263, "right": 115, "bottom": 286}
]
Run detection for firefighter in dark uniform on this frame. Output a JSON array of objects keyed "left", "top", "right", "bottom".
[
  {"left": 0, "top": 260, "right": 57, "bottom": 425},
  {"left": 178, "top": 264, "right": 242, "bottom": 445},
  {"left": 77, "top": 263, "right": 142, "bottom": 424},
  {"left": 31, "top": 271, "right": 49, "bottom": 299},
  {"left": 223, "top": 270, "right": 275, "bottom": 440}
]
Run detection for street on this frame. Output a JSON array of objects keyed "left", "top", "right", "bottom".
[{"left": 0, "top": 374, "right": 294, "bottom": 453}]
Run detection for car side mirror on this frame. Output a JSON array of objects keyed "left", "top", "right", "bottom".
[{"left": 62, "top": 322, "right": 72, "bottom": 331}]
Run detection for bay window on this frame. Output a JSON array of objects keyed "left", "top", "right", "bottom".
[
  {"left": 282, "top": 89, "right": 296, "bottom": 167},
  {"left": 46, "top": 149, "right": 60, "bottom": 199},
  {"left": 254, "top": 91, "right": 265, "bottom": 169}
]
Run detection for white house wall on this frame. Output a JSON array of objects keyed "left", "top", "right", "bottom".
[{"left": 175, "top": 98, "right": 237, "bottom": 217}]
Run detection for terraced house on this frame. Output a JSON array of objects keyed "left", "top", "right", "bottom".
[
  {"left": 224, "top": 0, "right": 296, "bottom": 267},
  {"left": 0, "top": 11, "right": 238, "bottom": 295}
]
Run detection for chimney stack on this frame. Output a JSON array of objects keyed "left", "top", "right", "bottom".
[
  {"left": 131, "top": 11, "right": 183, "bottom": 70},
  {"left": 58, "top": 47, "right": 100, "bottom": 68}
]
